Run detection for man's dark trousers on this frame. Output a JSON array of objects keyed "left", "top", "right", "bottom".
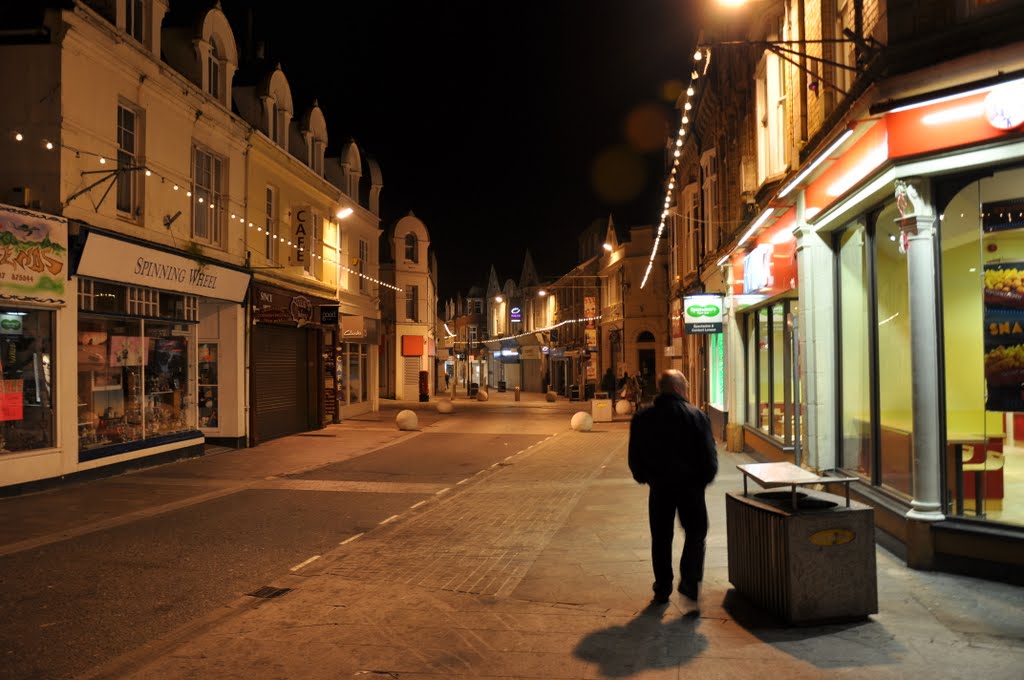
[{"left": 648, "top": 483, "right": 708, "bottom": 598}]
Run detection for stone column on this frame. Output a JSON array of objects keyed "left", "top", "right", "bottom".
[{"left": 896, "top": 178, "right": 945, "bottom": 522}]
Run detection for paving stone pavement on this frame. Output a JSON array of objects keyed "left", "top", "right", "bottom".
[{"left": 81, "top": 411, "right": 1024, "bottom": 680}]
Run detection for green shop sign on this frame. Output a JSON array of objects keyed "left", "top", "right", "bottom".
[{"left": 682, "top": 294, "right": 724, "bottom": 334}]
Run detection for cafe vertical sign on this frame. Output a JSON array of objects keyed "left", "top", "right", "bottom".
[{"left": 683, "top": 294, "right": 724, "bottom": 334}]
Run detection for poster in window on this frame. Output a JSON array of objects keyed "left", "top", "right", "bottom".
[
  {"left": 983, "top": 309, "right": 1024, "bottom": 411},
  {"left": 109, "top": 336, "right": 143, "bottom": 366},
  {"left": 0, "top": 379, "right": 23, "bottom": 421}
]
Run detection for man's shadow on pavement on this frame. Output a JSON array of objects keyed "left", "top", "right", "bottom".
[{"left": 573, "top": 603, "right": 707, "bottom": 677}]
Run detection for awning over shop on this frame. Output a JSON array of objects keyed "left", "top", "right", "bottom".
[{"left": 482, "top": 340, "right": 501, "bottom": 351}]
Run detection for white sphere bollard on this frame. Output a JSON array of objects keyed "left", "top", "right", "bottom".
[
  {"left": 396, "top": 409, "right": 419, "bottom": 430},
  {"left": 476, "top": 389, "right": 489, "bottom": 401},
  {"left": 545, "top": 391, "right": 557, "bottom": 402},
  {"left": 436, "top": 398, "right": 453, "bottom": 414},
  {"left": 615, "top": 399, "right": 633, "bottom": 416},
  {"left": 570, "top": 411, "right": 593, "bottom": 432}
]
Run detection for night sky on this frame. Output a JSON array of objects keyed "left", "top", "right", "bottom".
[{"left": 221, "top": 0, "right": 699, "bottom": 300}]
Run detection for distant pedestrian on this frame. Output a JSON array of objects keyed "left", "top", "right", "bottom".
[
  {"left": 444, "top": 372, "right": 451, "bottom": 391},
  {"left": 601, "top": 367, "right": 617, "bottom": 399},
  {"left": 628, "top": 369, "right": 718, "bottom": 607},
  {"left": 620, "top": 372, "right": 641, "bottom": 412}
]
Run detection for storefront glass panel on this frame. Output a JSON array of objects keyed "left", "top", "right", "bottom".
[
  {"left": 838, "top": 224, "right": 873, "bottom": 479},
  {"left": 758, "top": 308, "right": 770, "bottom": 433},
  {"left": 771, "top": 304, "right": 786, "bottom": 439},
  {"left": 708, "top": 332, "right": 724, "bottom": 410},
  {"left": 0, "top": 308, "right": 55, "bottom": 453},
  {"left": 942, "top": 165, "right": 1024, "bottom": 526},
  {"left": 746, "top": 314, "right": 757, "bottom": 427},
  {"left": 876, "top": 202, "right": 914, "bottom": 497}
]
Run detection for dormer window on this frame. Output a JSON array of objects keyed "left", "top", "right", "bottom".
[
  {"left": 270, "top": 100, "right": 279, "bottom": 143},
  {"left": 125, "top": 0, "right": 144, "bottom": 43},
  {"left": 208, "top": 41, "right": 222, "bottom": 100},
  {"left": 405, "top": 233, "right": 418, "bottom": 263}
]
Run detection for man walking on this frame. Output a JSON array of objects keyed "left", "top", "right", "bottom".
[{"left": 627, "top": 369, "right": 718, "bottom": 606}]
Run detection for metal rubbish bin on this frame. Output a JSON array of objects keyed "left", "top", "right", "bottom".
[
  {"left": 468, "top": 382, "right": 479, "bottom": 397},
  {"left": 725, "top": 482, "right": 878, "bottom": 624},
  {"left": 591, "top": 397, "right": 612, "bottom": 422},
  {"left": 568, "top": 384, "right": 580, "bottom": 401}
]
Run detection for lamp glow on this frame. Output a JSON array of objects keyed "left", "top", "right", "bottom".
[
  {"left": 336, "top": 207, "right": 354, "bottom": 219},
  {"left": 603, "top": 243, "right": 613, "bottom": 252}
]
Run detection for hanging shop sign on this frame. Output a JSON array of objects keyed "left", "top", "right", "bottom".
[
  {"left": 289, "top": 205, "right": 312, "bottom": 268},
  {"left": 319, "top": 305, "right": 339, "bottom": 326},
  {"left": 683, "top": 294, "right": 724, "bottom": 334},
  {"left": 78, "top": 233, "right": 249, "bottom": 302},
  {"left": 0, "top": 204, "right": 67, "bottom": 303},
  {"left": 340, "top": 315, "right": 380, "bottom": 343},
  {"left": 510, "top": 306, "right": 522, "bottom": 323}
]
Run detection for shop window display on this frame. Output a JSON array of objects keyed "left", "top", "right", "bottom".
[
  {"left": 198, "top": 343, "right": 218, "bottom": 429},
  {"left": 941, "top": 165, "right": 1024, "bottom": 526},
  {"left": 78, "top": 317, "right": 193, "bottom": 451},
  {"left": 0, "top": 309, "right": 55, "bottom": 453}
]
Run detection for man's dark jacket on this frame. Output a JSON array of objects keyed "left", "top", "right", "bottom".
[{"left": 628, "top": 394, "right": 718, "bottom": 488}]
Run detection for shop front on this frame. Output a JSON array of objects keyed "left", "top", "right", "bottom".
[
  {"left": 250, "top": 282, "right": 335, "bottom": 443},
  {"left": 0, "top": 205, "right": 67, "bottom": 490},
  {"left": 793, "top": 76, "right": 1024, "bottom": 576},
  {"left": 335, "top": 313, "right": 379, "bottom": 418},
  {"left": 74, "top": 230, "right": 250, "bottom": 464},
  {"left": 728, "top": 209, "right": 801, "bottom": 463}
]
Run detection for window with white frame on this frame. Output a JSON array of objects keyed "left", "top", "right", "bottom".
[
  {"left": 192, "top": 145, "right": 224, "bottom": 246},
  {"left": 469, "top": 325, "right": 478, "bottom": 343},
  {"left": 358, "top": 239, "right": 368, "bottom": 293},
  {"left": 700, "top": 151, "right": 719, "bottom": 257},
  {"left": 265, "top": 185, "right": 276, "bottom": 259},
  {"left": 682, "top": 183, "right": 699, "bottom": 274},
  {"left": 756, "top": 46, "right": 788, "bottom": 183},
  {"left": 116, "top": 104, "right": 141, "bottom": 219},
  {"left": 406, "top": 285, "right": 419, "bottom": 321},
  {"left": 208, "top": 40, "right": 222, "bottom": 101},
  {"left": 125, "top": 0, "right": 144, "bottom": 43}
]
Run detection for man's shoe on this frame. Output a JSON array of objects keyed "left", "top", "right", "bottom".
[
  {"left": 651, "top": 591, "right": 671, "bottom": 605},
  {"left": 677, "top": 580, "right": 698, "bottom": 601}
]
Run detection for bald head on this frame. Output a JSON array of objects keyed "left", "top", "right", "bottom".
[{"left": 658, "top": 369, "right": 689, "bottom": 399}]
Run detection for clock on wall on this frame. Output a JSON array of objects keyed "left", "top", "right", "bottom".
[{"left": 984, "top": 83, "right": 1024, "bottom": 130}]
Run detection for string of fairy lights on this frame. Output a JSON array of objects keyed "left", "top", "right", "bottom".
[
  {"left": 445, "top": 315, "right": 603, "bottom": 347},
  {"left": 641, "top": 46, "right": 711, "bottom": 289},
  {"left": 9, "top": 132, "right": 401, "bottom": 293}
]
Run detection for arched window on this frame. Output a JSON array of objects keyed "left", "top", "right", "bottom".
[
  {"left": 208, "top": 40, "right": 222, "bottom": 100},
  {"left": 405, "top": 233, "right": 418, "bottom": 263},
  {"left": 637, "top": 331, "right": 655, "bottom": 342}
]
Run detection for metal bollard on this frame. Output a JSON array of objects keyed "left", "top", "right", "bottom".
[{"left": 514, "top": 386, "right": 521, "bottom": 401}]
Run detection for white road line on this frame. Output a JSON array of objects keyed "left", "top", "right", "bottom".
[
  {"left": 504, "top": 455, "right": 515, "bottom": 461},
  {"left": 435, "top": 487, "right": 450, "bottom": 495},
  {"left": 290, "top": 555, "right": 320, "bottom": 571},
  {"left": 410, "top": 500, "right": 427, "bottom": 509},
  {"left": 339, "top": 533, "right": 364, "bottom": 545},
  {"left": 456, "top": 478, "right": 470, "bottom": 485},
  {"left": 379, "top": 514, "right": 400, "bottom": 525}
]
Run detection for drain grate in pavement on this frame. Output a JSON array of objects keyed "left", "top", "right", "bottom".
[{"left": 247, "top": 586, "right": 292, "bottom": 599}]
